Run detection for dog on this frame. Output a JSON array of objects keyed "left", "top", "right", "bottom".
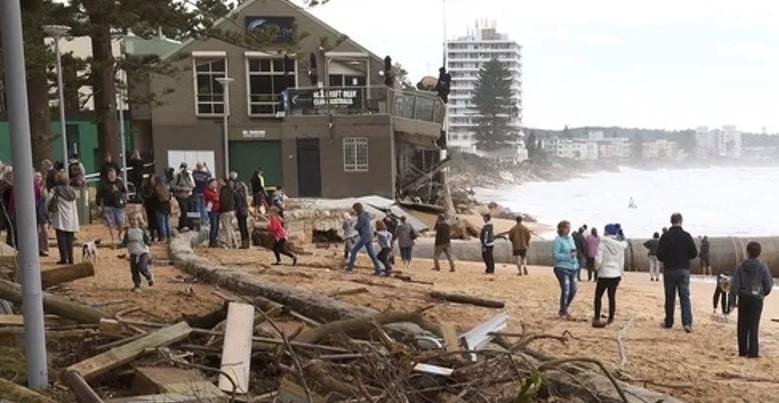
[{"left": 81, "top": 239, "right": 102, "bottom": 263}]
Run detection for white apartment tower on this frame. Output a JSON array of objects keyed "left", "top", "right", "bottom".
[{"left": 445, "top": 21, "right": 523, "bottom": 152}]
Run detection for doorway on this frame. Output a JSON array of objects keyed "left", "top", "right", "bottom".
[{"left": 296, "top": 138, "right": 322, "bottom": 197}]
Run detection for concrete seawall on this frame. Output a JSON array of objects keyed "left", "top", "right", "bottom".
[{"left": 410, "top": 236, "right": 779, "bottom": 277}]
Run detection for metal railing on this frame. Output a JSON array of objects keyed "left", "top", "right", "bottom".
[{"left": 284, "top": 86, "right": 445, "bottom": 125}]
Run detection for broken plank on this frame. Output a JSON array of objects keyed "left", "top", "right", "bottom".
[
  {"left": 104, "top": 393, "right": 203, "bottom": 403},
  {"left": 99, "top": 318, "right": 127, "bottom": 337},
  {"left": 430, "top": 291, "right": 505, "bottom": 308},
  {"left": 328, "top": 287, "right": 369, "bottom": 298},
  {"left": 66, "top": 321, "right": 192, "bottom": 381},
  {"left": 218, "top": 302, "right": 255, "bottom": 394},
  {"left": 0, "top": 278, "right": 105, "bottom": 323},
  {"left": 440, "top": 323, "right": 460, "bottom": 353},
  {"left": 131, "top": 367, "right": 226, "bottom": 399},
  {"left": 0, "top": 378, "right": 57, "bottom": 403},
  {"left": 40, "top": 261, "right": 95, "bottom": 288},
  {"left": 413, "top": 363, "right": 455, "bottom": 377},
  {"left": 460, "top": 311, "right": 509, "bottom": 359}
]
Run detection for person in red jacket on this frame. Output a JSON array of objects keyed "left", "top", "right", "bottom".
[
  {"left": 203, "top": 179, "right": 220, "bottom": 247},
  {"left": 269, "top": 206, "right": 297, "bottom": 265}
]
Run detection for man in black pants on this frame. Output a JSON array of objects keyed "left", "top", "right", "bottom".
[
  {"left": 730, "top": 242, "right": 773, "bottom": 358},
  {"left": 657, "top": 213, "right": 698, "bottom": 333},
  {"left": 480, "top": 214, "right": 496, "bottom": 274}
]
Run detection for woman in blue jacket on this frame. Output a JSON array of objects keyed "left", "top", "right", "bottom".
[{"left": 553, "top": 220, "right": 580, "bottom": 320}]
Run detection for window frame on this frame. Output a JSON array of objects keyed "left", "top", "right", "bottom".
[
  {"left": 244, "top": 53, "right": 298, "bottom": 117},
  {"left": 342, "top": 137, "right": 369, "bottom": 173},
  {"left": 192, "top": 53, "right": 228, "bottom": 118}
]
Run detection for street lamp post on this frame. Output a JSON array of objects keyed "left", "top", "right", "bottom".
[
  {"left": 118, "top": 40, "right": 128, "bottom": 185},
  {"left": 216, "top": 77, "right": 234, "bottom": 178},
  {"left": 43, "top": 24, "right": 71, "bottom": 170}
]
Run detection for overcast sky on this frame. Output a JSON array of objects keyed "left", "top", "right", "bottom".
[{"left": 308, "top": 0, "right": 779, "bottom": 133}]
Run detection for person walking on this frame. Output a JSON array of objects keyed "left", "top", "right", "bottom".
[
  {"left": 140, "top": 178, "right": 159, "bottom": 242},
  {"left": 345, "top": 203, "right": 382, "bottom": 274},
  {"left": 480, "top": 214, "right": 496, "bottom": 274},
  {"left": 644, "top": 232, "right": 661, "bottom": 281},
  {"left": 47, "top": 172, "right": 79, "bottom": 265},
  {"left": 250, "top": 167, "right": 267, "bottom": 210},
  {"left": 553, "top": 220, "right": 579, "bottom": 320},
  {"left": 204, "top": 179, "right": 220, "bottom": 248},
  {"left": 342, "top": 213, "right": 358, "bottom": 262},
  {"left": 34, "top": 172, "right": 49, "bottom": 257},
  {"left": 128, "top": 150, "right": 145, "bottom": 192},
  {"left": 572, "top": 227, "right": 587, "bottom": 281},
  {"left": 592, "top": 224, "right": 628, "bottom": 327},
  {"left": 152, "top": 176, "right": 172, "bottom": 242},
  {"left": 657, "top": 213, "right": 698, "bottom": 333},
  {"left": 192, "top": 163, "right": 211, "bottom": 225},
  {"left": 231, "top": 172, "right": 251, "bottom": 249},
  {"left": 585, "top": 228, "right": 600, "bottom": 281},
  {"left": 730, "top": 242, "right": 773, "bottom": 358},
  {"left": 269, "top": 206, "right": 297, "bottom": 265},
  {"left": 375, "top": 220, "right": 393, "bottom": 275},
  {"left": 502, "top": 216, "right": 531, "bottom": 276},
  {"left": 172, "top": 163, "right": 195, "bottom": 231},
  {"left": 218, "top": 179, "right": 238, "bottom": 249},
  {"left": 120, "top": 217, "right": 154, "bottom": 293},
  {"left": 700, "top": 236, "right": 712, "bottom": 276},
  {"left": 395, "top": 216, "right": 417, "bottom": 270},
  {"left": 432, "top": 214, "right": 455, "bottom": 272},
  {"left": 96, "top": 168, "right": 128, "bottom": 246}
]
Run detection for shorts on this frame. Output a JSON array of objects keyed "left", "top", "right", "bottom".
[
  {"left": 400, "top": 247, "right": 413, "bottom": 262},
  {"left": 103, "top": 206, "right": 126, "bottom": 229},
  {"left": 513, "top": 249, "right": 527, "bottom": 258}
]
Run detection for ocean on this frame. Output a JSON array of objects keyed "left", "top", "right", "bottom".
[{"left": 477, "top": 166, "right": 779, "bottom": 239}]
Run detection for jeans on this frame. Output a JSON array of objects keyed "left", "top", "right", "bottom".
[
  {"left": 38, "top": 223, "right": 49, "bottom": 254},
  {"left": 208, "top": 212, "right": 220, "bottom": 246},
  {"left": 663, "top": 269, "right": 693, "bottom": 328},
  {"left": 194, "top": 193, "right": 208, "bottom": 224},
  {"left": 346, "top": 238, "right": 381, "bottom": 272},
  {"left": 482, "top": 246, "right": 495, "bottom": 273},
  {"left": 155, "top": 211, "right": 171, "bottom": 241},
  {"left": 554, "top": 267, "right": 578, "bottom": 316},
  {"left": 713, "top": 287, "right": 731, "bottom": 315},
  {"left": 594, "top": 277, "right": 621, "bottom": 321},
  {"left": 737, "top": 294, "right": 763, "bottom": 357}
]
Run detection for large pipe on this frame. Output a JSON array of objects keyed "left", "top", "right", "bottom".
[
  {"left": 411, "top": 237, "right": 779, "bottom": 277},
  {"left": 0, "top": 0, "right": 49, "bottom": 388}
]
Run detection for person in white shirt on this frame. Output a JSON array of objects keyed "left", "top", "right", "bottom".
[{"left": 593, "top": 223, "right": 628, "bottom": 328}]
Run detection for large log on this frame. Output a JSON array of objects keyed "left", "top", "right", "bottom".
[
  {"left": 0, "top": 378, "right": 57, "bottom": 403},
  {"left": 66, "top": 321, "right": 192, "bottom": 381},
  {"left": 430, "top": 291, "right": 505, "bottom": 309},
  {"left": 0, "top": 278, "right": 105, "bottom": 323},
  {"left": 40, "top": 262, "right": 95, "bottom": 288},
  {"left": 295, "top": 311, "right": 436, "bottom": 344}
]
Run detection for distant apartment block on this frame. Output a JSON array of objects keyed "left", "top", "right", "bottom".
[
  {"left": 540, "top": 133, "right": 632, "bottom": 161},
  {"left": 695, "top": 126, "right": 743, "bottom": 159},
  {"left": 445, "top": 21, "right": 523, "bottom": 153},
  {"left": 643, "top": 139, "right": 685, "bottom": 160}
]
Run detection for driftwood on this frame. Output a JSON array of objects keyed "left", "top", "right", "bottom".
[
  {"left": 0, "top": 278, "right": 105, "bottom": 323},
  {"left": 40, "top": 261, "right": 95, "bottom": 288},
  {"left": 296, "top": 311, "right": 438, "bottom": 344},
  {"left": 0, "top": 378, "right": 57, "bottom": 403},
  {"left": 394, "top": 274, "right": 435, "bottom": 286},
  {"left": 66, "top": 321, "right": 192, "bottom": 381},
  {"left": 328, "top": 287, "right": 369, "bottom": 298},
  {"left": 430, "top": 291, "right": 505, "bottom": 308}
]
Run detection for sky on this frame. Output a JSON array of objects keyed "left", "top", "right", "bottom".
[{"left": 307, "top": 0, "right": 779, "bottom": 133}]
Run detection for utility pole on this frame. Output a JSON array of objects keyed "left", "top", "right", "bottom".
[
  {"left": 1, "top": 0, "right": 49, "bottom": 389},
  {"left": 216, "top": 77, "right": 234, "bottom": 178}
]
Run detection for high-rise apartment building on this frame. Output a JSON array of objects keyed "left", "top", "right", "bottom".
[{"left": 445, "top": 21, "right": 523, "bottom": 152}]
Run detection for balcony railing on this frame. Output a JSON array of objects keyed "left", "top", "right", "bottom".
[{"left": 284, "top": 86, "right": 445, "bottom": 125}]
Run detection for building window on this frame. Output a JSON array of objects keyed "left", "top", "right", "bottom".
[
  {"left": 194, "top": 58, "right": 226, "bottom": 116},
  {"left": 343, "top": 137, "right": 368, "bottom": 172},
  {"left": 246, "top": 57, "right": 296, "bottom": 116}
]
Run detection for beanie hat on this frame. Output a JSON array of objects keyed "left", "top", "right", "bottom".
[{"left": 605, "top": 224, "right": 620, "bottom": 236}]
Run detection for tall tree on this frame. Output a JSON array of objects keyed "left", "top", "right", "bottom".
[{"left": 472, "top": 58, "right": 515, "bottom": 151}]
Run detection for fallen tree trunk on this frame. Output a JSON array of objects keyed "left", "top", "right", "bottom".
[
  {"left": 0, "top": 279, "right": 105, "bottom": 323},
  {"left": 430, "top": 291, "right": 505, "bottom": 308},
  {"left": 0, "top": 378, "right": 57, "bottom": 403},
  {"left": 40, "top": 262, "right": 95, "bottom": 288},
  {"left": 295, "top": 311, "right": 438, "bottom": 344}
]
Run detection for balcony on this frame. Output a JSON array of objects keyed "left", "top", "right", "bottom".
[{"left": 284, "top": 86, "right": 445, "bottom": 147}]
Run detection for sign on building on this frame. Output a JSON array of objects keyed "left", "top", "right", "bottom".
[{"left": 245, "top": 16, "right": 296, "bottom": 43}]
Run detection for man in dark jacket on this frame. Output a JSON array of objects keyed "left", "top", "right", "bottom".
[
  {"left": 699, "top": 236, "right": 711, "bottom": 276},
  {"left": 730, "top": 241, "right": 773, "bottom": 358},
  {"left": 657, "top": 213, "right": 698, "bottom": 332},
  {"left": 218, "top": 179, "right": 238, "bottom": 248},
  {"left": 433, "top": 214, "right": 455, "bottom": 272},
  {"left": 230, "top": 172, "right": 251, "bottom": 249},
  {"left": 480, "top": 213, "right": 496, "bottom": 274},
  {"left": 572, "top": 227, "right": 587, "bottom": 280}
]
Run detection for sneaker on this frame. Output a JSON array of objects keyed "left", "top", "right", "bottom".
[
  {"left": 132, "top": 287, "right": 142, "bottom": 293},
  {"left": 592, "top": 319, "right": 606, "bottom": 328},
  {"left": 684, "top": 326, "right": 693, "bottom": 333},
  {"left": 292, "top": 256, "right": 298, "bottom": 266}
]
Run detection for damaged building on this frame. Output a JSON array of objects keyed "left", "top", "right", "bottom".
[{"left": 136, "top": 0, "right": 446, "bottom": 200}]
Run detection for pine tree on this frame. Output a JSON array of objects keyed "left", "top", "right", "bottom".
[{"left": 472, "top": 58, "right": 516, "bottom": 151}]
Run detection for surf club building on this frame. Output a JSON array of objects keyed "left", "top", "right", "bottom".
[{"left": 139, "top": 0, "right": 444, "bottom": 199}]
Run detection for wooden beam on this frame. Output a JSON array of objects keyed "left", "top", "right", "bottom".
[
  {"left": 66, "top": 321, "right": 192, "bottom": 381},
  {"left": 440, "top": 323, "right": 460, "bottom": 353},
  {"left": 40, "top": 262, "right": 95, "bottom": 288},
  {"left": 0, "top": 378, "right": 57, "bottom": 403},
  {"left": 0, "top": 314, "right": 64, "bottom": 327},
  {"left": 0, "top": 279, "right": 105, "bottom": 323},
  {"left": 430, "top": 291, "right": 505, "bottom": 309},
  {"left": 218, "top": 302, "right": 254, "bottom": 394}
]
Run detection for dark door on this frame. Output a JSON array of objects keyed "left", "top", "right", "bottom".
[
  {"left": 296, "top": 138, "right": 322, "bottom": 197},
  {"left": 229, "top": 140, "right": 283, "bottom": 188}
]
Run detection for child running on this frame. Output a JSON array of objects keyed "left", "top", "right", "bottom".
[
  {"left": 120, "top": 218, "right": 154, "bottom": 293},
  {"left": 731, "top": 242, "right": 773, "bottom": 358}
]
